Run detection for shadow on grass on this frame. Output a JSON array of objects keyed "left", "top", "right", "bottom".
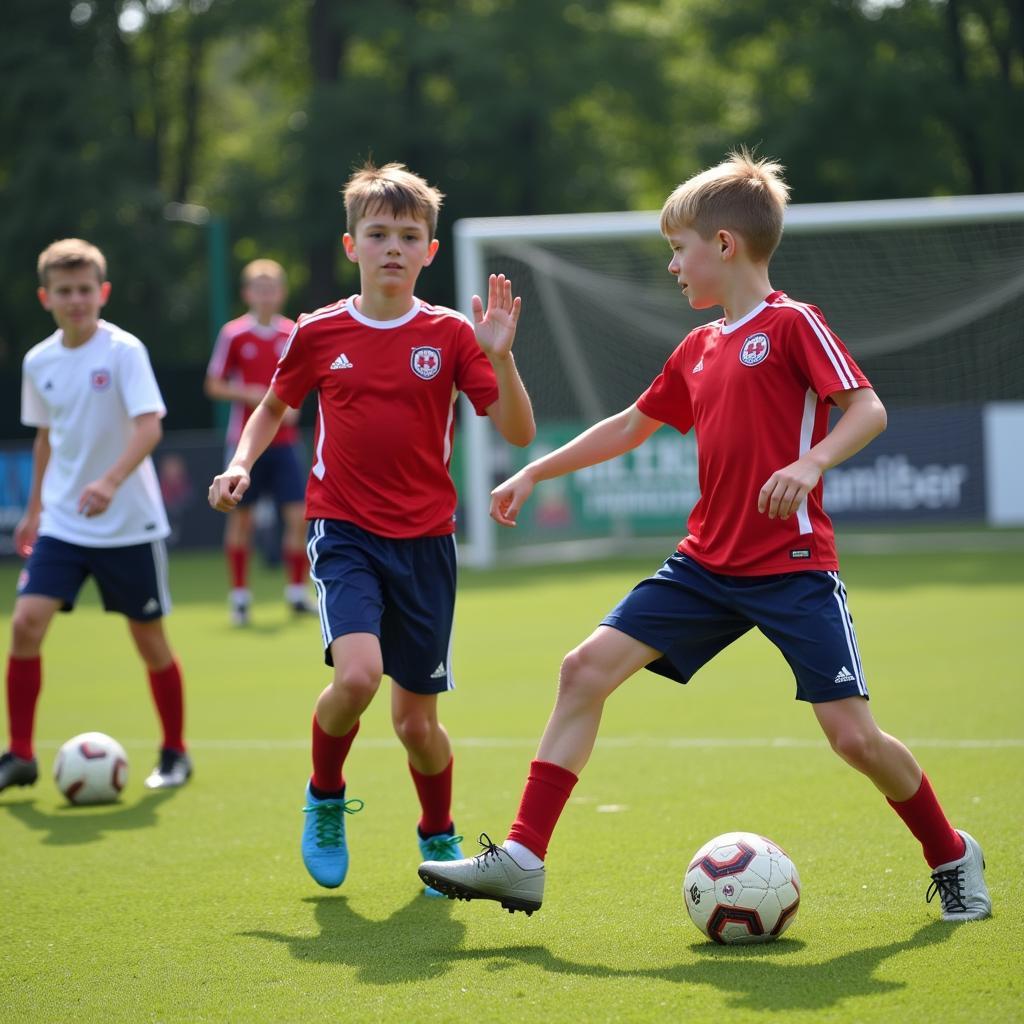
[
  {"left": 466, "top": 919, "right": 953, "bottom": 1012},
  {"left": 245, "top": 899, "right": 955, "bottom": 1012},
  {"left": 242, "top": 894, "right": 467, "bottom": 984},
  {"left": 2, "top": 788, "right": 177, "bottom": 845}
]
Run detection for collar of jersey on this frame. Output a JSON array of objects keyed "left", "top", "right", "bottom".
[
  {"left": 244, "top": 313, "right": 285, "bottom": 339},
  {"left": 346, "top": 297, "right": 423, "bottom": 330},
  {"left": 719, "top": 291, "right": 785, "bottom": 335}
]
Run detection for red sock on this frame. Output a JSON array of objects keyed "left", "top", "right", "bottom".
[
  {"left": 506, "top": 759, "right": 579, "bottom": 860},
  {"left": 148, "top": 661, "right": 186, "bottom": 753},
  {"left": 311, "top": 716, "right": 359, "bottom": 793},
  {"left": 409, "top": 757, "right": 454, "bottom": 836},
  {"left": 227, "top": 546, "right": 249, "bottom": 589},
  {"left": 887, "top": 773, "right": 965, "bottom": 868},
  {"left": 7, "top": 655, "right": 42, "bottom": 760},
  {"left": 285, "top": 549, "right": 309, "bottom": 586}
]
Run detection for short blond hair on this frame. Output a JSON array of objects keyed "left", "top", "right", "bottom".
[
  {"left": 343, "top": 161, "right": 444, "bottom": 238},
  {"left": 241, "top": 258, "right": 287, "bottom": 286},
  {"left": 37, "top": 238, "right": 107, "bottom": 286},
  {"left": 660, "top": 150, "right": 790, "bottom": 262}
]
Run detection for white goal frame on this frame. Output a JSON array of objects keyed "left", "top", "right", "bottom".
[{"left": 455, "top": 192, "right": 1024, "bottom": 568}]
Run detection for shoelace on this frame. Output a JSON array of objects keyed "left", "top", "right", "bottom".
[
  {"left": 471, "top": 832, "right": 507, "bottom": 872},
  {"left": 421, "top": 833, "right": 465, "bottom": 860},
  {"left": 926, "top": 865, "right": 967, "bottom": 913},
  {"left": 303, "top": 797, "right": 364, "bottom": 849}
]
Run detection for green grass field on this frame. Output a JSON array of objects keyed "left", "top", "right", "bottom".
[{"left": 1, "top": 546, "right": 1021, "bottom": 1023}]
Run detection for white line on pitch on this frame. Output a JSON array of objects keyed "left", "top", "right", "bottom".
[{"left": 33, "top": 736, "right": 1024, "bottom": 750}]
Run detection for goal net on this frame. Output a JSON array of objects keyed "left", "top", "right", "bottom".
[{"left": 454, "top": 195, "right": 1024, "bottom": 567}]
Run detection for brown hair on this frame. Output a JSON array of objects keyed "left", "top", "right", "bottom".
[
  {"left": 37, "top": 238, "right": 107, "bottom": 286},
  {"left": 659, "top": 149, "right": 790, "bottom": 262},
  {"left": 241, "top": 258, "right": 287, "bottom": 286},
  {"left": 343, "top": 161, "right": 444, "bottom": 238}
]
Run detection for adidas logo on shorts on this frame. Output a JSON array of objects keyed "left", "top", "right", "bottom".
[
  {"left": 834, "top": 665, "right": 856, "bottom": 684},
  {"left": 430, "top": 663, "right": 447, "bottom": 679}
]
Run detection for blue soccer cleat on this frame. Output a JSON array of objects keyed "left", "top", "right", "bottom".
[
  {"left": 301, "top": 782, "right": 364, "bottom": 889},
  {"left": 417, "top": 828, "right": 464, "bottom": 898}
]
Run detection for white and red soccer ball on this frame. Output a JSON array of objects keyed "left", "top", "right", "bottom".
[
  {"left": 53, "top": 732, "right": 129, "bottom": 805},
  {"left": 683, "top": 831, "right": 801, "bottom": 944}
]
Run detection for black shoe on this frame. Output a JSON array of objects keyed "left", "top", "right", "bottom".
[
  {"left": 144, "top": 748, "right": 193, "bottom": 790},
  {"left": 0, "top": 750, "right": 39, "bottom": 792}
]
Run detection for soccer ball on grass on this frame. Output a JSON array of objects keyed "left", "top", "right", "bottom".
[
  {"left": 53, "top": 731, "right": 129, "bottom": 805},
  {"left": 683, "top": 831, "right": 801, "bottom": 944}
]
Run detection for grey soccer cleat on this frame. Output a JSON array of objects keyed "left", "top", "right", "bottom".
[
  {"left": 926, "top": 829, "right": 992, "bottom": 922},
  {"left": 0, "top": 751, "right": 39, "bottom": 793},
  {"left": 418, "top": 832, "right": 545, "bottom": 915},
  {"left": 144, "top": 748, "right": 193, "bottom": 790}
]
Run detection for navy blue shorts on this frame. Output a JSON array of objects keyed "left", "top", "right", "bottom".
[
  {"left": 306, "top": 519, "right": 457, "bottom": 694},
  {"left": 601, "top": 553, "right": 868, "bottom": 703},
  {"left": 235, "top": 443, "right": 305, "bottom": 508},
  {"left": 17, "top": 535, "right": 172, "bottom": 622}
]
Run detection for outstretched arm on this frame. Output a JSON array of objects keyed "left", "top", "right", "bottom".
[
  {"left": 79, "top": 412, "right": 163, "bottom": 517},
  {"left": 758, "top": 386, "right": 887, "bottom": 520},
  {"left": 475, "top": 274, "right": 535, "bottom": 447},
  {"left": 490, "top": 403, "right": 661, "bottom": 526},
  {"left": 208, "top": 390, "right": 290, "bottom": 511}
]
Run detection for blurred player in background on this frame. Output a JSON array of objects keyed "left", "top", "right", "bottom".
[
  {"left": 208, "top": 162, "right": 535, "bottom": 894},
  {"left": 0, "top": 238, "right": 191, "bottom": 796},
  {"left": 205, "top": 259, "right": 315, "bottom": 626}
]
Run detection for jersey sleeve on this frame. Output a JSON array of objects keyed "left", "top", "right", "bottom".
[
  {"left": 786, "top": 304, "right": 871, "bottom": 400},
  {"left": 118, "top": 341, "right": 167, "bottom": 419},
  {"left": 454, "top": 319, "right": 500, "bottom": 415},
  {"left": 206, "top": 325, "right": 236, "bottom": 380},
  {"left": 270, "top": 319, "right": 315, "bottom": 408},
  {"left": 636, "top": 341, "right": 695, "bottom": 434},
  {"left": 20, "top": 357, "right": 49, "bottom": 428}
]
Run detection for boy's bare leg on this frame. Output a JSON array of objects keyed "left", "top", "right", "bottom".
[
  {"left": 302, "top": 633, "right": 380, "bottom": 888},
  {"left": 418, "top": 626, "right": 658, "bottom": 912},
  {"left": 814, "top": 696, "right": 990, "bottom": 921},
  {"left": 282, "top": 501, "right": 314, "bottom": 612}
]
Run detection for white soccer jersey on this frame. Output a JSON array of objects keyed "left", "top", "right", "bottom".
[{"left": 20, "top": 320, "right": 171, "bottom": 547}]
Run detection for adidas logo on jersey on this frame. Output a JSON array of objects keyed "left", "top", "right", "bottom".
[
  {"left": 330, "top": 353, "right": 354, "bottom": 370},
  {"left": 430, "top": 663, "right": 447, "bottom": 679},
  {"left": 692, "top": 358, "right": 704, "bottom": 373},
  {"left": 834, "top": 666, "right": 856, "bottom": 684}
]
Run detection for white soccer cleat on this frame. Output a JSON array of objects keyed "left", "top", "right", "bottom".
[
  {"left": 418, "top": 833, "right": 545, "bottom": 915},
  {"left": 926, "top": 829, "right": 991, "bottom": 922}
]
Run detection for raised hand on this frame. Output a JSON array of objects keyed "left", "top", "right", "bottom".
[{"left": 472, "top": 273, "right": 522, "bottom": 360}]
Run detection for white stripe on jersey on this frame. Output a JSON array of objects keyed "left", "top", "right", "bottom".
[
  {"left": 777, "top": 298, "right": 857, "bottom": 390},
  {"left": 797, "top": 388, "right": 817, "bottom": 535},
  {"left": 443, "top": 389, "right": 456, "bottom": 466},
  {"left": 312, "top": 396, "right": 327, "bottom": 480},
  {"left": 828, "top": 571, "right": 868, "bottom": 696}
]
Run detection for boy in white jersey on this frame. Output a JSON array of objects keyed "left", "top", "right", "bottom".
[
  {"left": 0, "top": 239, "right": 192, "bottom": 796},
  {"left": 420, "top": 151, "right": 991, "bottom": 925}
]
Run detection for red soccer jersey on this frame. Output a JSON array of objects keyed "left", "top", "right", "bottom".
[
  {"left": 270, "top": 297, "right": 500, "bottom": 537},
  {"left": 207, "top": 313, "right": 298, "bottom": 447},
  {"left": 637, "top": 291, "right": 871, "bottom": 575}
]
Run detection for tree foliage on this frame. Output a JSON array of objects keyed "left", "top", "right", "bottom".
[{"left": 1, "top": 0, "right": 1020, "bottom": 433}]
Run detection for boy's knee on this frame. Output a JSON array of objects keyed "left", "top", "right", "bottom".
[
  {"left": 11, "top": 607, "right": 48, "bottom": 651},
  {"left": 828, "top": 727, "right": 879, "bottom": 770},
  {"left": 330, "top": 666, "right": 381, "bottom": 707},
  {"left": 558, "top": 646, "right": 610, "bottom": 703},
  {"left": 392, "top": 711, "right": 435, "bottom": 752}
]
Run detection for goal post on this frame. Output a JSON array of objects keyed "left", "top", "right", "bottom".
[{"left": 455, "top": 194, "right": 1024, "bottom": 568}]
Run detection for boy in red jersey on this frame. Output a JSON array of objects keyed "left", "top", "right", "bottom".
[
  {"left": 208, "top": 162, "right": 535, "bottom": 891},
  {"left": 1, "top": 239, "right": 191, "bottom": 796},
  {"left": 420, "top": 151, "right": 991, "bottom": 924},
  {"left": 205, "top": 259, "right": 314, "bottom": 626}
]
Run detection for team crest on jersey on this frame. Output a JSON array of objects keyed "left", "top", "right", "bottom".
[
  {"left": 411, "top": 346, "right": 442, "bottom": 380},
  {"left": 739, "top": 333, "right": 770, "bottom": 366},
  {"left": 91, "top": 369, "right": 112, "bottom": 390}
]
